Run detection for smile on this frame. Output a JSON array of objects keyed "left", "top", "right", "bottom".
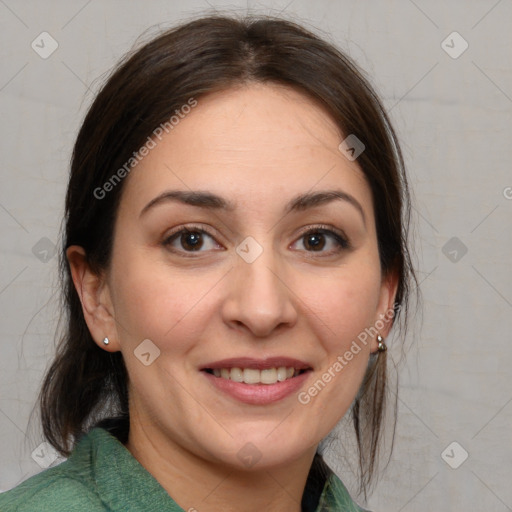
[
  {"left": 200, "top": 357, "right": 313, "bottom": 404},
  {"left": 203, "top": 367, "right": 308, "bottom": 385}
]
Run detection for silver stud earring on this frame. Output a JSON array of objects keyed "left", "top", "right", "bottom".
[
  {"left": 377, "top": 334, "right": 387, "bottom": 352},
  {"left": 103, "top": 337, "right": 110, "bottom": 346}
]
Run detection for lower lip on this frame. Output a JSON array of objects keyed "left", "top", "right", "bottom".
[{"left": 202, "top": 370, "right": 311, "bottom": 405}]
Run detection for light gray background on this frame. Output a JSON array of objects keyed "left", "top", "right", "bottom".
[{"left": 1, "top": 0, "right": 511, "bottom": 510}]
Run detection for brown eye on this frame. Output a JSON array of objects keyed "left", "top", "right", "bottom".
[
  {"left": 162, "top": 226, "right": 223, "bottom": 255},
  {"left": 291, "top": 227, "right": 350, "bottom": 254},
  {"left": 304, "top": 232, "right": 326, "bottom": 251},
  {"left": 180, "top": 231, "right": 204, "bottom": 251}
]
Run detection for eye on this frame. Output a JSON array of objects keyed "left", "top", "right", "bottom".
[
  {"left": 291, "top": 226, "right": 350, "bottom": 254},
  {"left": 162, "top": 225, "right": 223, "bottom": 254},
  {"left": 162, "top": 224, "right": 350, "bottom": 256}
]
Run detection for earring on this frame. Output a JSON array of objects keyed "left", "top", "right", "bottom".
[
  {"left": 377, "top": 334, "right": 387, "bottom": 352},
  {"left": 103, "top": 337, "right": 110, "bottom": 346}
]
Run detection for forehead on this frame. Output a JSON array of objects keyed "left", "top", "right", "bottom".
[
  {"left": 119, "top": 82, "right": 372, "bottom": 219},
  {"left": 163, "top": 83, "right": 345, "bottom": 168}
]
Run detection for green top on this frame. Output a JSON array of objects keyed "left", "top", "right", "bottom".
[{"left": 0, "top": 426, "right": 369, "bottom": 511}]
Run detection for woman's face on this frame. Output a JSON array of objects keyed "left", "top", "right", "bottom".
[{"left": 96, "top": 83, "right": 396, "bottom": 469}]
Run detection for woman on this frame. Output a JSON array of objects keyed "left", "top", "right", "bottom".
[{"left": 0, "top": 14, "right": 417, "bottom": 512}]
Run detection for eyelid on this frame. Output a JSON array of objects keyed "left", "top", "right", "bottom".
[{"left": 164, "top": 223, "right": 217, "bottom": 239}]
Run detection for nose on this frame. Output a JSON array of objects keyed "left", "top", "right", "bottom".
[{"left": 220, "top": 247, "right": 298, "bottom": 338}]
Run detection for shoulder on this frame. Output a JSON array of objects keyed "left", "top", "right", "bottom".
[
  {"left": 0, "top": 423, "right": 180, "bottom": 512},
  {"left": 0, "top": 460, "right": 106, "bottom": 511},
  {"left": 0, "top": 427, "right": 118, "bottom": 512}
]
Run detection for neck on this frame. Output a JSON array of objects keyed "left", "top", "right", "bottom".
[{"left": 125, "top": 416, "right": 318, "bottom": 512}]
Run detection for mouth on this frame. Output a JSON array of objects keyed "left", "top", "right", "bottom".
[{"left": 200, "top": 357, "right": 313, "bottom": 386}]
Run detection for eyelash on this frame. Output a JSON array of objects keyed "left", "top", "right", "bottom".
[{"left": 162, "top": 224, "right": 351, "bottom": 256}]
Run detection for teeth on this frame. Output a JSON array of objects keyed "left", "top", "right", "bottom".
[
  {"left": 230, "top": 367, "right": 244, "bottom": 383},
  {"left": 243, "top": 368, "right": 261, "bottom": 384},
  {"left": 260, "top": 368, "right": 277, "bottom": 384},
  {"left": 277, "top": 367, "right": 288, "bottom": 382},
  {"left": 210, "top": 366, "right": 303, "bottom": 385}
]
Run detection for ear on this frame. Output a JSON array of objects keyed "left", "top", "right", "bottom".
[
  {"left": 66, "top": 245, "right": 120, "bottom": 351},
  {"left": 370, "top": 268, "right": 400, "bottom": 353}
]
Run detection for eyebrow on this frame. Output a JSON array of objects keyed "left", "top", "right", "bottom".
[{"left": 140, "top": 189, "right": 366, "bottom": 225}]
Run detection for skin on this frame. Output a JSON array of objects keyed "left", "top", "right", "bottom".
[{"left": 68, "top": 82, "right": 398, "bottom": 512}]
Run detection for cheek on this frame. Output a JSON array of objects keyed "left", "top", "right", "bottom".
[
  {"left": 293, "top": 263, "right": 381, "bottom": 360},
  {"left": 110, "top": 250, "right": 221, "bottom": 352}
]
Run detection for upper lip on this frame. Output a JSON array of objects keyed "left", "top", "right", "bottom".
[{"left": 201, "top": 357, "right": 312, "bottom": 371}]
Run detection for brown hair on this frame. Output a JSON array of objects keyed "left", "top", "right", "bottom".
[{"left": 39, "top": 14, "right": 418, "bottom": 498}]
